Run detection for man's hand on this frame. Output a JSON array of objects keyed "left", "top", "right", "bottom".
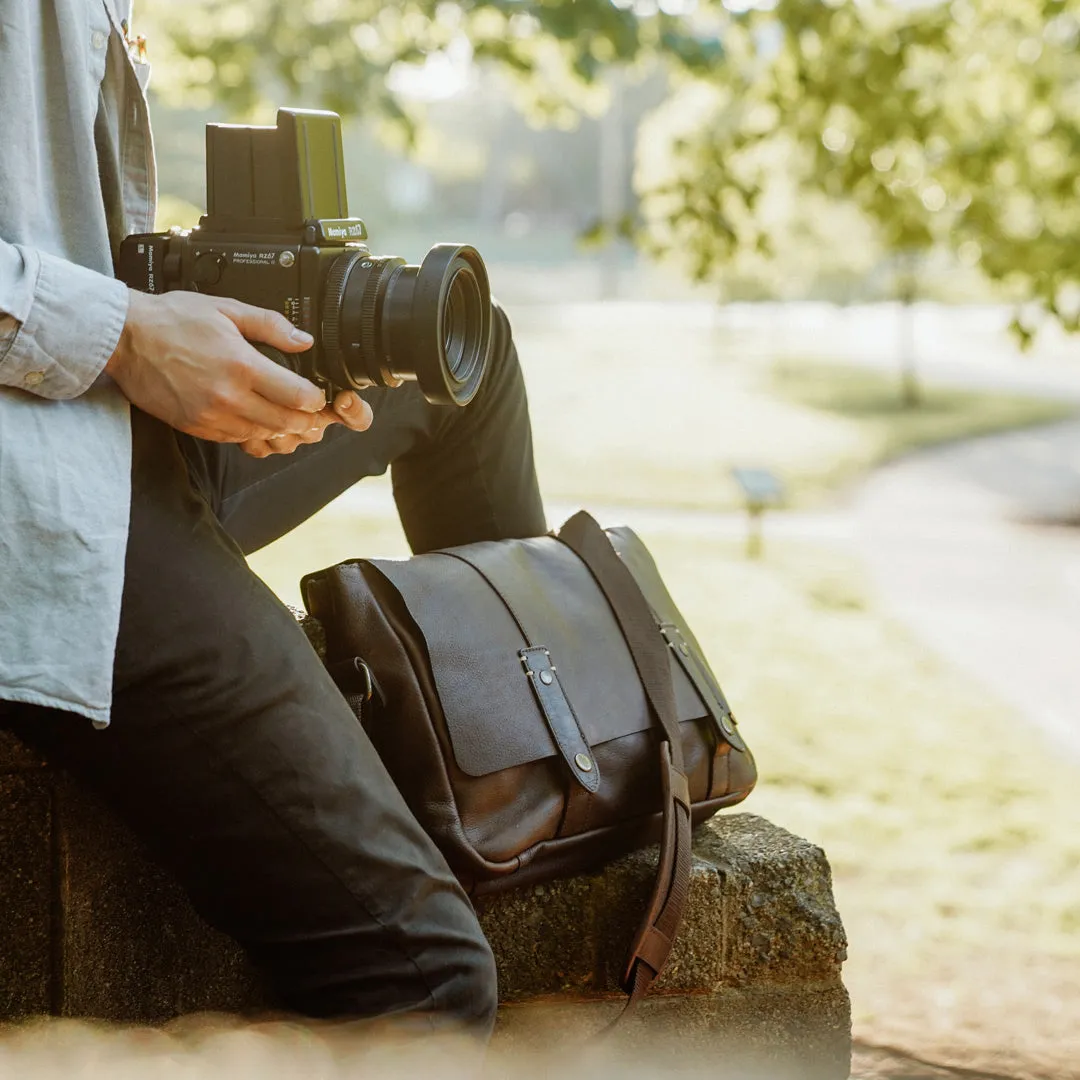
[
  {"left": 239, "top": 390, "right": 372, "bottom": 458},
  {"left": 106, "top": 291, "right": 373, "bottom": 451}
]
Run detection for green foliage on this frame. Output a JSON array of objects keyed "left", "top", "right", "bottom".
[
  {"left": 139, "top": 0, "right": 1080, "bottom": 335},
  {"left": 142, "top": 0, "right": 721, "bottom": 133},
  {"left": 642, "top": 0, "right": 1080, "bottom": 339}
]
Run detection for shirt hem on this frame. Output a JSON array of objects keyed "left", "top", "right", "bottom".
[{"left": 0, "top": 688, "right": 110, "bottom": 728}]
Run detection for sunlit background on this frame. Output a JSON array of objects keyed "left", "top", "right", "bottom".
[{"left": 10, "top": 1, "right": 1080, "bottom": 1077}]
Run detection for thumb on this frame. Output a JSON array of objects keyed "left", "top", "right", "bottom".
[{"left": 218, "top": 299, "right": 314, "bottom": 354}]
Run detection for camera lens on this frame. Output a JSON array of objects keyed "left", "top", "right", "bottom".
[
  {"left": 444, "top": 273, "right": 462, "bottom": 366},
  {"left": 321, "top": 244, "right": 491, "bottom": 406},
  {"left": 442, "top": 265, "right": 485, "bottom": 383}
]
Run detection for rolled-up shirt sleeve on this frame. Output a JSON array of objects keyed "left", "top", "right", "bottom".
[{"left": 0, "top": 238, "right": 129, "bottom": 400}]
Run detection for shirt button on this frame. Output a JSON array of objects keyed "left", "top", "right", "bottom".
[
  {"left": 23, "top": 371, "right": 45, "bottom": 388},
  {"left": 91, "top": 29, "right": 107, "bottom": 50}
]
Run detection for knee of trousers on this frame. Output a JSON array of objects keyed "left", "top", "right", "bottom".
[
  {"left": 474, "top": 297, "right": 527, "bottom": 417},
  {"left": 438, "top": 920, "right": 500, "bottom": 1034},
  {"left": 487, "top": 297, "right": 519, "bottom": 377}
]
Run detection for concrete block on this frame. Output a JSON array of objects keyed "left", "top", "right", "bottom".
[
  {"left": 479, "top": 815, "right": 846, "bottom": 1000},
  {"left": 0, "top": 736, "right": 849, "bottom": 1077},
  {"left": 481, "top": 815, "right": 850, "bottom": 1079},
  {"left": 0, "top": 772, "right": 53, "bottom": 1017},
  {"left": 0, "top": 728, "right": 46, "bottom": 771},
  {"left": 493, "top": 987, "right": 852, "bottom": 1080}
]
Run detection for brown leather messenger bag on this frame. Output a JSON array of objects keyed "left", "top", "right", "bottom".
[{"left": 302, "top": 510, "right": 757, "bottom": 1017}]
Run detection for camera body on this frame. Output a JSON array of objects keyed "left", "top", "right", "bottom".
[{"left": 117, "top": 108, "right": 490, "bottom": 406}]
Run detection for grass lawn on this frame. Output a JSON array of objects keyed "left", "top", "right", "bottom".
[
  {"left": 765, "top": 361, "right": 1074, "bottom": 507},
  {"left": 651, "top": 534, "right": 1080, "bottom": 1076}
]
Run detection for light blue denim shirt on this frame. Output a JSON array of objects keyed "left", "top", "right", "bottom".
[{"left": 0, "top": 0, "right": 155, "bottom": 725}]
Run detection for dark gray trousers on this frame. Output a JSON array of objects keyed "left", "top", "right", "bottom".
[{"left": 5, "top": 305, "right": 546, "bottom": 1033}]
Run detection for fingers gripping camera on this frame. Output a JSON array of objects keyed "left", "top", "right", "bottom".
[{"left": 117, "top": 108, "right": 490, "bottom": 407}]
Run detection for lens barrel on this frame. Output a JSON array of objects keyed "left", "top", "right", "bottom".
[{"left": 321, "top": 243, "right": 491, "bottom": 406}]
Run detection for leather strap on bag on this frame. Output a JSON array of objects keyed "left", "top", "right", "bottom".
[{"left": 557, "top": 511, "right": 694, "bottom": 1023}]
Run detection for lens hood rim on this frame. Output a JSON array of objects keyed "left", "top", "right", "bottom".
[{"left": 410, "top": 243, "right": 491, "bottom": 407}]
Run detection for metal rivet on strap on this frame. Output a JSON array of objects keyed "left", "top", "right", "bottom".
[
  {"left": 539, "top": 670, "right": 554, "bottom": 685},
  {"left": 679, "top": 642, "right": 691, "bottom": 656},
  {"left": 574, "top": 752, "right": 593, "bottom": 772}
]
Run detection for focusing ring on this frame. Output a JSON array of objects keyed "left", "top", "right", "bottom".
[
  {"left": 357, "top": 258, "right": 400, "bottom": 369},
  {"left": 321, "top": 252, "right": 361, "bottom": 361}
]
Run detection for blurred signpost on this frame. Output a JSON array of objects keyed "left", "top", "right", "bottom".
[{"left": 731, "top": 467, "right": 785, "bottom": 558}]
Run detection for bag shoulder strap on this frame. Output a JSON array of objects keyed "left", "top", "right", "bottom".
[{"left": 556, "top": 511, "right": 693, "bottom": 1023}]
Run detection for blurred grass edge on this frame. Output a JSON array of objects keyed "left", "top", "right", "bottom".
[
  {"left": 524, "top": 342, "right": 1076, "bottom": 515},
  {"left": 767, "top": 360, "right": 1076, "bottom": 510}
]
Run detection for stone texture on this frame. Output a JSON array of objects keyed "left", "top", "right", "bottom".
[
  {"left": 0, "top": 772, "right": 53, "bottom": 1017},
  {"left": 0, "top": 728, "right": 46, "bottom": 771},
  {"left": 0, "top": 732, "right": 850, "bottom": 1078},
  {"left": 695, "top": 815, "right": 849, "bottom": 988},
  {"left": 478, "top": 814, "right": 846, "bottom": 1001},
  {"left": 494, "top": 987, "right": 852, "bottom": 1080},
  {"left": 296, "top": 611, "right": 326, "bottom": 658},
  {"left": 479, "top": 814, "right": 851, "bottom": 1079}
]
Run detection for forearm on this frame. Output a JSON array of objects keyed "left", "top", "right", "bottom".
[{"left": 0, "top": 238, "right": 129, "bottom": 399}]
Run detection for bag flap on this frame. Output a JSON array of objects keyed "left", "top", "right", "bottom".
[{"left": 365, "top": 528, "right": 720, "bottom": 778}]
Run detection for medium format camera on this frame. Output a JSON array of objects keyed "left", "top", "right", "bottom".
[{"left": 117, "top": 108, "right": 491, "bottom": 406}]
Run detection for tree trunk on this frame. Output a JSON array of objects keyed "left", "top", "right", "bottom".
[
  {"left": 899, "top": 294, "right": 920, "bottom": 408},
  {"left": 897, "top": 255, "right": 921, "bottom": 408},
  {"left": 598, "top": 70, "right": 626, "bottom": 300}
]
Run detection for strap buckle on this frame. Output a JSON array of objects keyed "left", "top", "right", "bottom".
[
  {"left": 659, "top": 622, "right": 744, "bottom": 751},
  {"left": 520, "top": 646, "right": 601, "bottom": 793}
]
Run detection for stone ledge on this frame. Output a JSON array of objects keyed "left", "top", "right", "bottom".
[
  {"left": 0, "top": 771, "right": 52, "bottom": 1016},
  {"left": 493, "top": 986, "right": 852, "bottom": 1080},
  {"left": 479, "top": 814, "right": 846, "bottom": 1000},
  {"left": 0, "top": 732, "right": 850, "bottom": 1078},
  {"left": 0, "top": 728, "right": 46, "bottom": 771}
]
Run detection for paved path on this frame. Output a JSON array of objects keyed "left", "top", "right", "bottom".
[{"left": 852, "top": 419, "right": 1080, "bottom": 759}]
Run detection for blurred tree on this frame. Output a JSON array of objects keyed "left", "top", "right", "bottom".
[
  {"left": 137, "top": 0, "right": 1080, "bottom": 337},
  {"left": 139, "top": 0, "right": 721, "bottom": 131},
  {"left": 639, "top": 0, "right": 1080, "bottom": 348},
  {"left": 138, "top": 0, "right": 715, "bottom": 295}
]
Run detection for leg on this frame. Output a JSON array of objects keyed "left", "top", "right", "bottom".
[
  {"left": 390, "top": 299, "right": 547, "bottom": 553},
  {"left": 178, "top": 301, "right": 547, "bottom": 554},
  {"left": 6, "top": 409, "right": 497, "bottom": 1030}
]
